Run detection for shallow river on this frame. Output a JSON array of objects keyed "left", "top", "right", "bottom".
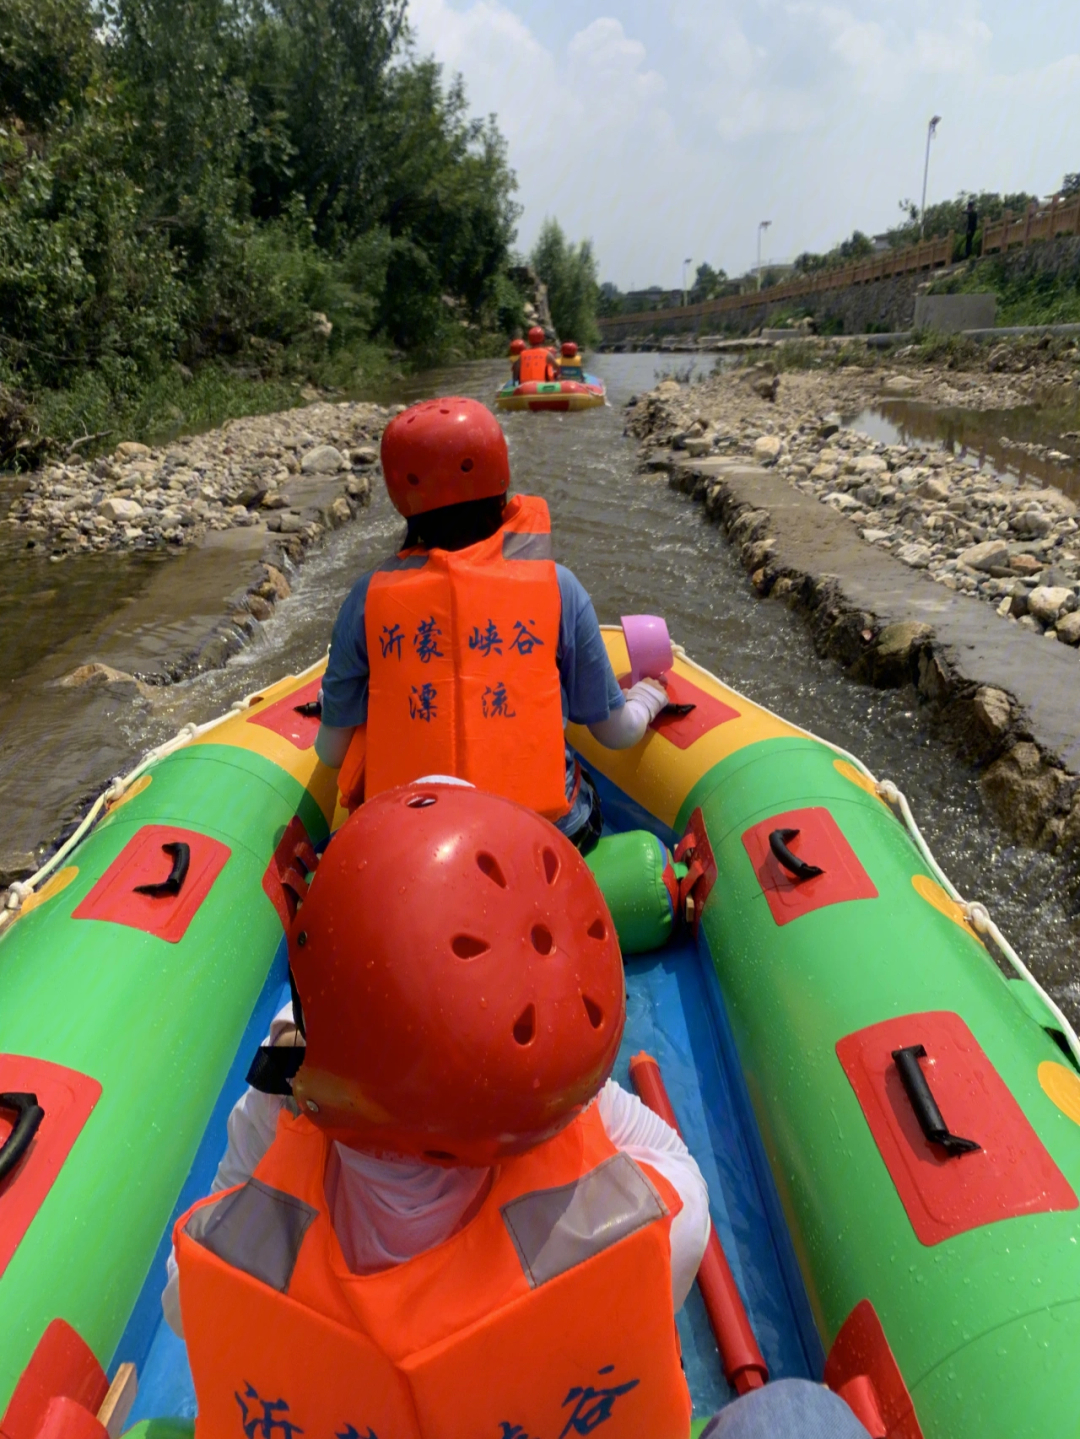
[{"left": 3, "top": 354, "right": 1078, "bottom": 1010}]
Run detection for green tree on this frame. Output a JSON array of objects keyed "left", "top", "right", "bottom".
[
  {"left": 596, "top": 281, "right": 623, "bottom": 317},
  {"left": 689, "top": 262, "right": 730, "bottom": 301},
  {"left": 888, "top": 191, "right": 1038, "bottom": 247},
  {"left": 531, "top": 218, "right": 599, "bottom": 345},
  {"left": 0, "top": 0, "right": 528, "bottom": 457}
]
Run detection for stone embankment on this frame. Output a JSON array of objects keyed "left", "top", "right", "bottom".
[
  {"left": 628, "top": 360, "right": 1080, "bottom": 883},
  {"left": 3, "top": 400, "right": 396, "bottom": 646}
]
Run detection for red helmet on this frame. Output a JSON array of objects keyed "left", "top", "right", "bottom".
[
  {"left": 288, "top": 783, "right": 624, "bottom": 1165},
  {"left": 527, "top": 326, "right": 546, "bottom": 345},
  {"left": 509, "top": 338, "right": 526, "bottom": 356},
  {"left": 561, "top": 341, "right": 578, "bottom": 358},
  {"left": 380, "top": 397, "right": 509, "bottom": 518}
]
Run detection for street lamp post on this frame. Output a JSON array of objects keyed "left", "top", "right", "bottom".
[
  {"left": 757, "top": 221, "right": 772, "bottom": 291},
  {"left": 919, "top": 115, "right": 941, "bottom": 240},
  {"left": 682, "top": 257, "right": 693, "bottom": 307}
]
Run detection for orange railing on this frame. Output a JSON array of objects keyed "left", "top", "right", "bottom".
[
  {"left": 982, "top": 195, "right": 1080, "bottom": 255},
  {"left": 598, "top": 234, "right": 955, "bottom": 331}
]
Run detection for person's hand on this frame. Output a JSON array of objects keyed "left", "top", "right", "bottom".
[{"left": 625, "top": 678, "right": 669, "bottom": 724}]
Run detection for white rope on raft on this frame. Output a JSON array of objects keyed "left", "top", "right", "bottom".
[
  {"left": 0, "top": 654, "right": 328, "bottom": 935},
  {"left": 669, "top": 642, "right": 1080, "bottom": 1072}
]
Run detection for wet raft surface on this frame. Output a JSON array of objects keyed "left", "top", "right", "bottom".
[
  {"left": 27, "top": 354, "right": 1073, "bottom": 1422},
  {"left": 128, "top": 937, "right": 809, "bottom": 1424},
  {"left": 5, "top": 356, "right": 1075, "bottom": 1003}
]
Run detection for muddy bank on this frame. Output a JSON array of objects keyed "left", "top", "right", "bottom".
[
  {"left": 1, "top": 401, "right": 393, "bottom": 680},
  {"left": 0, "top": 401, "right": 401, "bottom": 687},
  {"left": 629, "top": 363, "right": 1080, "bottom": 894}
]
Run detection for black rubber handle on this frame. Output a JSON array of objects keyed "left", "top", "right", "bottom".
[
  {"left": 662, "top": 703, "right": 697, "bottom": 717},
  {"left": 134, "top": 841, "right": 190, "bottom": 898},
  {"left": 891, "top": 1045, "right": 980, "bottom": 1157},
  {"left": 769, "top": 828, "right": 824, "bottom": 882},
  {"left": 0, "top": 1092, "right": 45, "bottom": 1182},
  {"left": 294, "top": 700, "right": 322, "bottom": 718}
]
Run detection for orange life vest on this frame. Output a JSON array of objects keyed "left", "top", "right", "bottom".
[
  {"left": 518, "top": 348, "right": 554, "bottom": 383},
  {"left": 176, "top": 1104, "right": 692, "bottom": 1439},
  {"left": 362, "top": 493, "right": 568, "bottom": 818}
]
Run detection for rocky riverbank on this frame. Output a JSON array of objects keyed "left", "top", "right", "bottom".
[
  {"left": 628, "top": 355, "right": 1080, "bottom": 880},
  {"left": 2, "top": 401, "right": 398, "bottom": 659},
  {"left": 631, "top": 363, "right": 1080, "bottom": 648}
]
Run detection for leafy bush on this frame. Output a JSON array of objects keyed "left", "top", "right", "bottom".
[
  {"left": 0, "top": 0, "right": 526, "bottom": 461},
  {"left": 531, "top": 218, "right": 599, "bottom": 345}
]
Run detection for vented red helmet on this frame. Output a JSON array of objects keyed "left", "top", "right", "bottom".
[
  {"left": 381, "top": 397, "right": 510, "bottom": 518},
  {"left": 509, "top": 338, "right": 526, "bottom": 355},
  {"left": 527, "top": 326, "right": 546, "bottom": 345},
  {"left": 561, "top": 341, "right": 578, "bottom": 358},
  {"left": 289, "top": 783, "right": 625, "bottom": 1165}
]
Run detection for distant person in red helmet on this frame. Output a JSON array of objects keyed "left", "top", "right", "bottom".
[
  {"left": 167, "top": 783, "right": 710, "bottom": 1438},
  {"left": 314, "top": 396, "right": 669, "bottom": 849},
  {"left": 508, "top": 336, "right": 526, "bottom": 383},
  {"left": 518, "top": 323, "right": 560, "bottom": 382}
]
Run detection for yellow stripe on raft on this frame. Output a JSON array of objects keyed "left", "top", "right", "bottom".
[
  {"left": 190, "top": 658, "right": 340, "bottom": 827},
  {"left": 495, "top": 393, "right": 605, "bottom": 411},
  {"left": 567, "top": 628, "right": 801, "bottom": 832}
]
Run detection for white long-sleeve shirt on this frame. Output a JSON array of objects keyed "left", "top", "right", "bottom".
[{"left": 164, "top": 1007, "right": 710, "bottom": 1336}]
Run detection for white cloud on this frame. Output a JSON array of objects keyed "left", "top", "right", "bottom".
[
  {"left": 408, "top": 3, "right": 689, "bottom": 281},
  {"left": 407, "top": 0, "right": 1080, "bottom": 286}
]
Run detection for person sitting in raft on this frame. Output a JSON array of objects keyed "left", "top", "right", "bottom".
[
  {"left": 508, "top": 335, "right": 526, "bottom": 383},
  {"left": 313, "top": 395, "right": 668, "bottom": 851},
  {"left": 517, "top": 323, "right": 560, "bottom": 382},
  {"left": 165, "top": 782, "right": 712, "bottom": 1439},
  {"left": 558, "top": 340, "right": 585, "bottom": 381}
]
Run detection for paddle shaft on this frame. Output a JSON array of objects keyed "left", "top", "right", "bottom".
[{"left": 629, "top": 1051, "right": 769, "bottom": 1395}]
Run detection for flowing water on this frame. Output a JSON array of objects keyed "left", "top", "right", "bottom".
[{"left": 2, "top": 355, "right": 1078, "bottom": 1009}]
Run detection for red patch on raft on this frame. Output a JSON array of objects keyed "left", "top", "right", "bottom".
[{"left": 837, "top": 1011, "right": 1077, "bottom": 1245}]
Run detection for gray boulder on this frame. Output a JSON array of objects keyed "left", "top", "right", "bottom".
[{"left": 300, "top": 444, "right": 346, "bottom": 475}]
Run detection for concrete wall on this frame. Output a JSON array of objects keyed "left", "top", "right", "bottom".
[
  {"left": 599, "top": 234, "right": 1080, "bottom": 348},
  {"left": 913, "top": 293, "right": 996, "bottom": 332},
  {"left": 600, "top": 270, "right": 926, "bottom": 345}
]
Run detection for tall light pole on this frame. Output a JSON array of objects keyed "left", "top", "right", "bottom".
[
  {"left": 919, "top": 115, "right": 941, "bottom": 239},
  {"left": 757, "top": 221, "right": 771, "bottom": 290},
  {"left": 682, "top": 257, "right": 693, "bottom": 306}
]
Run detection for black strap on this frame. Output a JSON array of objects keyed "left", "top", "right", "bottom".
[{"left": 246, "top": 1045, "right": 306, "bottom": 1095}]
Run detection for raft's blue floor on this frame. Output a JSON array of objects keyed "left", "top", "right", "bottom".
[{"left": 126, "top": 930, "right": 819, "bottom": 1425}]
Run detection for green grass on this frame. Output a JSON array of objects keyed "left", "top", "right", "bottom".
[
  {"left": 4, "top": 320, "right": 522, "bottom": 468},
  {"left": 29, "top": 365, "right": 304, "bottom": 458},
  {"left": 928, "top": 255, "right": 1080, "bottom": 327}
]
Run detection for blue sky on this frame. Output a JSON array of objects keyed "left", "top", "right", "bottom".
[{"left": 408, "top": 0, "right": 1080, "bottom": 288}]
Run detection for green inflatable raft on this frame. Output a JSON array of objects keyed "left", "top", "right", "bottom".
[{"left": 1, "top": 628, "right": 1079, "bottom": 1439}]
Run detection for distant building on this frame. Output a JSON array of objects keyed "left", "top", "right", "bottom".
[{"left": 623, "top": 287, "right": 682, "bottom": 311}]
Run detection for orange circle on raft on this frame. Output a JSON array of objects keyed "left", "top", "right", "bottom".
[
  {"left": 911, "top": 873, "right": 982, "bottom": 943},
  {"left": 1039, "top": 1061, "right": 1080, "bottom": 1128},
  {"left": 15, "top": 866, "right": 80, "bottom": 921},
  {"left": 105, "top": 773, "right": 152, "bottom": 811}
]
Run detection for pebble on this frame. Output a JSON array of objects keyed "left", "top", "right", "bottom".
[
  {"left": 301, "top": 444, "right": 346, "bottom": 474},
  {"left": 5, "top": 401, "right": 389, "bottom": 557},
  {"left": 753, "top": 435, "right": 783, "bottom": 465},
  {"left": 628, "top": 362, "right": 1080, "bottom": 646}
]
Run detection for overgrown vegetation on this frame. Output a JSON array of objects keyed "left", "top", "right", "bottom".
[
  {"left": 0, "top": 0, "right": 528, "bottom": 464},
  {"left": 928, "top": 253, "right": 1080, "bottom": 328},
  {"left": 530, "top": 218, "right": 599, "bottom": 345}
]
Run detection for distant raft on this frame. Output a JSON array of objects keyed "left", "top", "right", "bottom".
[{"left": 495, "top": 374, "right": 606, "bottom": 412}]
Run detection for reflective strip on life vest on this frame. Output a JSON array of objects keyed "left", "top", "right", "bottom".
[
  {"left": 176, "top": 1105, "right": 692, "bottom": 1439},
  {"left": 502, "top": 528, "right": 553, "bottom": 561},
  {"left": 501, "top": 1153, "right": 667, "bottom": 1288},
  {"left": 183, "top": 1179, "right": 317, "bottom": 1292}
]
